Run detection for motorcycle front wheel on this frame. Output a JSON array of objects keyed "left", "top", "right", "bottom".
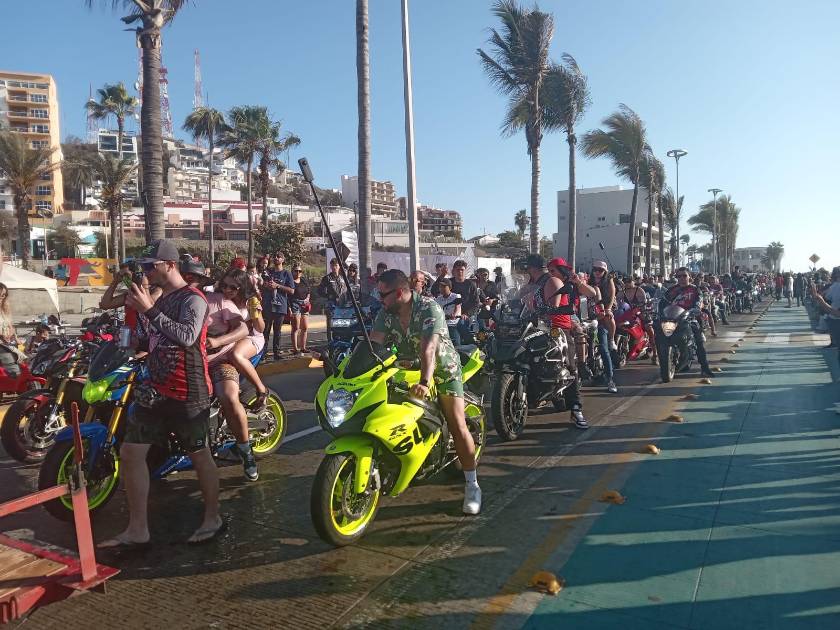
[
  {"left": 38, "top": 440, "right": 120, "bottom": 522},
  {"left": 658, "top": 344, "right": 676, "bottom": 383},
  {"left": 1, "top": 395, "right": 61, "bottom": 463},
  {"left": 311, "top": 453, "right": 381, "bottom": 547},
  {"left": 490, "top": 373, "right": 528, "bottom": 441}
]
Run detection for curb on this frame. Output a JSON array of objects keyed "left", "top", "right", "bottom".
[{"left": 256, "top": 356, "right": 323, "bottom": 377}]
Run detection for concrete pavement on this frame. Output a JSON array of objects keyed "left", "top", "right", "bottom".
[{"left": 3, "top": 299, "right": 838, "bottom": 629}]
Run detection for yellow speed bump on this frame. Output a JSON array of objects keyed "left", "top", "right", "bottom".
[
  {"left": 599, "top": 490, "right": 626, "bottom": 504},
  {"left": 642, "top": 444, "right": 661, "bottom": 455},
  {"left": 665, "top": 414, "right": 684, "bottom": 423},
  {"left": 528, "top": 571, "right": 565, "bottom": 595}
]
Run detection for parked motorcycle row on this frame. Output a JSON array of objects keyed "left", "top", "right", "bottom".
[
  {"left": 0, "top": 277, "right": 767, "bottom": 550},
  {"left": 0, "top": 309, "right": 288, "bottom": 524}
]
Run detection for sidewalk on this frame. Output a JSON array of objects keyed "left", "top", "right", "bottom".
[{"left": 516, "top": 303, "right": 840, "bottom": 629}]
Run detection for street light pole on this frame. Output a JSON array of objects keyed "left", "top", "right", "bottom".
[
  {"left": 666, "top": 149, "right": 687, "bottom": 268},
  {"left": 708, "top": 188, "right": 722, "bottom": 274},
  {"left": 400, "top": 0, "right": 420, "bottom": 270}
]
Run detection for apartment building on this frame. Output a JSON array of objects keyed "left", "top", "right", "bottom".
[
  {"left": 341, "top": 175, "right": 398, "bottom": 216},
  {"left": 164, "top": 139, "right": 244, "bottom": 202},
  {"left": 0, "top": 70, "right": 64, "bottom": 216},
  {"left": 417, "top": 205, "right": 462, "bottom": 237},
  {"left": 553, "top": 186, "right": 672, "bottom": 274}
]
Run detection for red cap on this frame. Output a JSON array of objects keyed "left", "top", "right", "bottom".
[
  {"left": 548, "top": 257, "right": 572, "bottom": 270},
  {"left": 231, "top": 257, "right": 247, "bottom": 270}
]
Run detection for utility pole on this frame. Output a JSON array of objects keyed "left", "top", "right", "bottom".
[
  {"left": 666, "top": 149, "right": 687, "bottom": 268},
  {"left": 401, "top": 0, "right": 420, "bottom": 270},
  {"left": 708, "top": 188, "right": 722, "bottom": 274}
]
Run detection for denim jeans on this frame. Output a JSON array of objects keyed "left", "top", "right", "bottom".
[
  {"left": 456, "top": 317, "right": 474, "bottom": 345},
  {"left": 597, "top": 325, "right": 614, "bottom": 380},
  {"left": 447, "top": 324, "right": 462, "bottom": 346}
]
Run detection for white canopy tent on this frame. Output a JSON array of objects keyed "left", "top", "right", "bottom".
[{"left": 0, "top": 264, "right": 60, "bottom": 313}]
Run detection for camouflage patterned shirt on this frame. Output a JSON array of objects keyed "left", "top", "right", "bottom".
[{"left": 373, "top": 291, "right": 462, "bottom": 383}]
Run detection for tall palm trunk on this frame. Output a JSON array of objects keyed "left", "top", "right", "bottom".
[
  {"left": 207, "top": 133, "right": 215, "bottom": 265},
  {"left": 626, "top": 179, "right": 640, "bottom": 275},
  {"left": 645, "top": 187, "right": 653, "bottom": 273},
  {"left": 530, "top": 144, "right": 540, "bottom": 254},
  {"left": 139, "top": 25, "right": 164, "bottom": 243},
  {"left": 117, "top": 115, "right": 125, "bottom": 261},
  {"left": 657, "top": 193, "right": 665, "bottom": 274},
  {"left": 246, "top": 157, "right": 254, "bottom": 262},
  {"left": 14, "top": 193, "right": 31, "bottom": 270},
  {"left": 566, "top": 132, "right": 577, "bottom": 269},
  {"left": 260, "top": 158, "right": 270, "bottom": 227},
  {"left": 356, "top": 0, "right": 372, "bottom": 289},
  {"left": 109, "top": 203, "right": 119, "bottom": 265}
]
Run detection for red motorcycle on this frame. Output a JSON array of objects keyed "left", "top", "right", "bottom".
[
  {"left": 612, "top": 304, "right": 656, "bottom": 368},
  {"left": 0, "top": 350, "right": 46, "bottom": 399}
]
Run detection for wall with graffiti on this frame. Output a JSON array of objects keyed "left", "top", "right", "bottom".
[{"left": 54, "top": 258, "right": 116, "bottom": 286}]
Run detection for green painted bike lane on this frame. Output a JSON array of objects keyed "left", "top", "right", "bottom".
[{"left": 524, "top": 303, "right": 840, "bottom": 630}]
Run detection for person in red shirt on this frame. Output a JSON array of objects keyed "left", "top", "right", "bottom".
[{"left": 662, "top": 267, "right": 714, "bottom": 378}]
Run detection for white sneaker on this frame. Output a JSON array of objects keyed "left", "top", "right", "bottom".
[
  {"left": 609, "top": 341, "right": 618, "bottom": 351},
  {"left": 607, "top": 380, "right": 618, "bottom": 394},
  {"left": 463, "top": 482, "right": 482, "bottom": 515}
]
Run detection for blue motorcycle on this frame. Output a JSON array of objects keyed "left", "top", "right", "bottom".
[{"left": 38, "top": 341, "right": 287, "bottom": 521}]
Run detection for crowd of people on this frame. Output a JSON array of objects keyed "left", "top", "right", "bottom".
[{"left": 79, "top": 238, "right": 840, "bottom": 543}]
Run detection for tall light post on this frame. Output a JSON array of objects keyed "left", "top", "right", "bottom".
[
  {"left": 708, "top": 188, "right": 722, "bottom": 274},
  {"left": 666, "top": 149, "right": 687, "bottom": 268},
  {"left": 400, "top": 0, "right": 420, "bottom": 270}
]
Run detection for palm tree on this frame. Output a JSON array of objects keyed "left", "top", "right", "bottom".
[
  {"left": 660, "top": 186, "right": 684, "bottom": 272},
  {"left": 183, "top": 107, "right": 228, "bottom": 265},
  {"left": 582, "top": 104, "right": 650, "bottom": 274},
  {"left": 763, "top": 241, "right": 785, "bottom": 272},
  {"left": 688, "top": 195, "right": 740, "bottom": 274},
  {"left": 86, "top": 82, "right": 137, "bottom": 260},
  {"left": 639, "top": 151, "right": 665, "bottom": 275},
  {"left": 478, "top": 0, "right": 554, "bottom": 253},
  {"left": 356, "top": 0, "right": 373, "bottom": 289},
  {"left": 514, "top": 208, "right": 529, "bottom": 238},
  {"left": 85, "top": 82, "right": 137, "bottom": 161},
  {"left": 89, "top": 0, "right": 189, "bottom": 243},
  {"left": 0, "top": 132, "right": 61, "bottom": 269},
  {"left": 222, "top": 105, "right": 268, "bottom": 262},
  {"left": 542, "top": 55, "right": 590, "bottom": 269},
  {"left": 256, "top": 121, "right": 300, "bottom": 226},
  {"left": 62, "top": 157, "right": 95, "bottom": 207},
  {"left": 90, "top": 154, "right": 137, "bottom": 261}
]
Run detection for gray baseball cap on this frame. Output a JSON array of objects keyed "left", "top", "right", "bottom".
[{"left": 137, "top": 239, "right": 180, "bottom": 263}]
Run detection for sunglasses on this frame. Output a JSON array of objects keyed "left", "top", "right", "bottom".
[
  {"left": 379, "top": 288, "right": 398, "bottom": 300},
  {"left": 141, "top": 261, "right": 161, "bottom": 272},
  {"left": 592, "top": 268, "right": 605, "bottom": 273},
  {"left": 676, "top": 274, "right": 688, "bottom": 278},
  {"left": 222, "top": 282, "right": 240, "bottom": 291}
]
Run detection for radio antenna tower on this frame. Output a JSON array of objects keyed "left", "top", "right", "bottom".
[
  {"left": 159, "top": 63, "right": 174, "bottom": 139},
  {"left": 86, "top": 84, "right": 98, "bottom": 144},
  {"left": 194, "top": 49, "right": 204, "bottom": 110}
]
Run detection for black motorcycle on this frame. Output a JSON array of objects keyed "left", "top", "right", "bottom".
[
  {"left": 321, "top": 305, "right": 374, "bottom": 377},
  {"left": 485, "top": 300, "right": 576, "bottom": 440},
  {"left": 654, "top": 303, "right": 698, "bottom": 383}
]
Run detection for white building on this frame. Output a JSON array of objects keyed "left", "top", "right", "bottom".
[
  {"left": 97, "top": 129, "right": 138, "bottom": 162},
  {"left": 553, "top": 185, "right": 671, "bottom": 274},
  {"left": 164, "top": 139, "right": 244, "bottom": 201},
  {"left": 732, "top": 247, "right": 770, "bottom": 272},
  {"left": 341, "top": 175, "right": 398, "bottom": 216}
]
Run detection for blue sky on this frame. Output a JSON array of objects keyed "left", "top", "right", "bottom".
[{"left": 3, "top": 0, "right": 838, "bottom": 271}]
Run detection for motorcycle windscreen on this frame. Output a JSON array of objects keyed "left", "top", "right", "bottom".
[
  {"left": 88, "top": 341, "right": 133, "bottom": 382},
  {"left": 341, "top": 341, "right": 395, "bottom": 379}
]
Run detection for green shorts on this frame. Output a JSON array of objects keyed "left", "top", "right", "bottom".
[
  {"left": 435, "top": 373, "right": 464, "bottom": 398},
  {"left": 126, "top": 398, "right": 211, "bottom": 453}
]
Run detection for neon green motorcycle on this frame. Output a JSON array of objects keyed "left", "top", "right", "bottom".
[{"left": 310, "top": 342, "right": 487, "bottom": 546}]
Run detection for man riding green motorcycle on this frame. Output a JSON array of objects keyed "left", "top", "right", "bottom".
[{"left": 370, "top": 269, "right": 481, "bottom": 516}]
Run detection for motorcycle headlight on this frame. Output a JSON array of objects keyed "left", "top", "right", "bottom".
[
  {"left": 736, "top": 290, "right": 743, "bottom": 295},
  {"left": 660, "top": 322, "right": 677, "bottom": 337},
  {"left": 82, "top": 376, "right": 113, "bottom": 404},
  {"left": 331, "top": 318, "right": 354, "bottom": 328},
  {"left": 325, "top": 388, "right": 356, "bottom": 428}
]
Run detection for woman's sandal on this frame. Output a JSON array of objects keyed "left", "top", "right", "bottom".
[{"left": 247, "top": 390, "right": 269, "bottom": 410}]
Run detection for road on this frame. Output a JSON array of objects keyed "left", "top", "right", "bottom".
[{"left": 2, "top": 299, "right": 839, "bottom": 629}]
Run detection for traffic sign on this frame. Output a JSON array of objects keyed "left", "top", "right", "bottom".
[{"left": 809, "top": 254, "right": 820, "bottom": 264}]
